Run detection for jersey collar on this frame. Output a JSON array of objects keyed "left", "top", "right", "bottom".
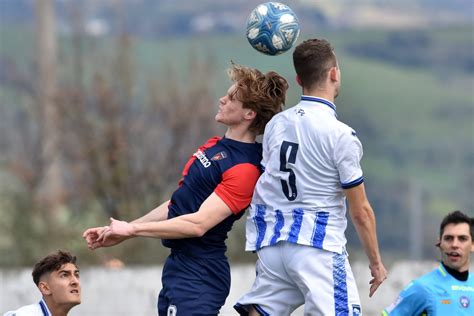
[
  {"left": 39, "top": 299, "right": 51, "bottom": 316},
  {"left": 300, "top": 96, "right": 337, "bottom": 117}
]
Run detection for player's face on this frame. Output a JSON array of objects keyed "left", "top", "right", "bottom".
[
  {"left": 40, "top": 263, "right": 81, "bottom": 307},
  {"left": 439, "top": 223, "right": 473, "bottom": 272},
  {"left": 215, "top": 84, "right": 248, "bottom": 126}
]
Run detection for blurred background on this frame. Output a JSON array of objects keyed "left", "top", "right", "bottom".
[{"left": 0, "top": 0, "right": 473, "bottom": 314}]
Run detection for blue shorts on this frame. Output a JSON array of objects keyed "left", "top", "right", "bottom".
[{"left": 157, "top": 251, "right": 230, "bottom": 316}]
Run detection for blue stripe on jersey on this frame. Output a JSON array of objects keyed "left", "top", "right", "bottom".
[
  {"left": 300, "top": 96, "right": 337, "bottom": 116},
  {"left": 287, "top": 208, "right": 304, "bottom": 243},
  {"left": 341, "top": 176, "right": 364, "bottom": 189},
  {"left": 254, "top": 204, "right": 267, "bottom": 250},
  {"left": 311, "top": 211, "right": 329, "bottom": 248},
  {"left": 254, "top": 304, "right": 270, "bottom": 316},
  {"left": 269, "top": 210, "right": 284, "bottom": 245},
  {"left": 39, "top": 300, "right": 50, "bottom": 316},
  {"left": 333, "top": 253, "right": 349, "bottom": 315}
]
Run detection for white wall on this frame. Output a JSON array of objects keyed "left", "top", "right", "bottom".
[{"left": 0, "top": 261, "right": 448, "bottom": 316}]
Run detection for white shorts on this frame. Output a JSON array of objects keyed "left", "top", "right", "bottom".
[{"left": 235, "top": 242, "right": 362, "bottom": 316}]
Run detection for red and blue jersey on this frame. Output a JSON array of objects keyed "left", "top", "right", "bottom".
[{"left": 162, "top": 136, "right": 262, "bottom": 258}]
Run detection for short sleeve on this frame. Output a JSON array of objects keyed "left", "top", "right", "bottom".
[
  {"left": 334, "top": 129, "right": 364, "bottom": 189},
  {"left": 214, "top": 163, "right": 261, "bottom": 214},
  {"left": 383, "top": 281, "right": 429, "bottom": 315}
]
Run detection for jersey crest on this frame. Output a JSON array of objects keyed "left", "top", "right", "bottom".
[
  {"left": 460, "top": 296, "right": 470, "bottom": 308},
  {"left": 211, "top": 151, "right": 228, "bottom": 161}
]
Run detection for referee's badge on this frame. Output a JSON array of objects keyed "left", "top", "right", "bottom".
[{"left": 460, "top": 295, "right": 470, "bottom": 308}]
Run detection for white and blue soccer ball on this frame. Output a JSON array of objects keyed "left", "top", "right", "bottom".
[{"left": 246, "top": 2, "right": 300, "bottom": 56}]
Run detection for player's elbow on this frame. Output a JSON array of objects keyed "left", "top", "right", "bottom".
[
  {"left": 350, "top": 205, "right": 374, "bottom": 226},
  {"left": 190, "top": 224, "right": 208, "bottom": 237}
]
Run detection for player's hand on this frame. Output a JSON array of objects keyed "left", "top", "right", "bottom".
[
  {"left": 368, "top": 262, "right": 387, "bottom": 297},
  {"left": 96, "top": 218, "right": 135, "bottom": 244},
  {"left": 83, "top": 226, "right": 107, "bottom": 249},
  {"left": 83, "top": 224, "right": 128, "bottom": 250}
]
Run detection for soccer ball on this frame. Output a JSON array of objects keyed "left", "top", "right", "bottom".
[{"left": 246, "top": 2, "right": 300, "bottom": 56}]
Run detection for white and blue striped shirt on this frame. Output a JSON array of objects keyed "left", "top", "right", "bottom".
[
  {"left": 3, "top": 299, "right": 51, "bottom": 316},
  {"left": 245, "top": 96, "right": 364, "bottom": 254}
]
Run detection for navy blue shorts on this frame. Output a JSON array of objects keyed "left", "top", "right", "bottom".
[{"left": 157, "top": 251, "right": 230, "bottom": 316}]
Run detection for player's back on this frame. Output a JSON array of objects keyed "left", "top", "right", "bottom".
[{"left": 246, "top": 96, "right": 364, "bottom": 254}]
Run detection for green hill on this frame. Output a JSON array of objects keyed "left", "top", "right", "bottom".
[{"left": 0, "top": 25, "right": 472, "bottom": 264}]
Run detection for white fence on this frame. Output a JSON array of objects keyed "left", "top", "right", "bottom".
[{"left": 0, "top": 261, "right": 449, "bottom": 316}]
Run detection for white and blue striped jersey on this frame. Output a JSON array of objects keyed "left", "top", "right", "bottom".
[
  {"left": 245, "top": 96, "right": 364, "bottom": 254},
  {"left": 3, "top": 299, "right": 51, "bottom": 316}
]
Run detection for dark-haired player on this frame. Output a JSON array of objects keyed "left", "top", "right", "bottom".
[
  {"left": 4, "top": 250, "right": 81, "bottom": 316},
  {"left": 235, "top": 38, "right": 387, "bottom": 315},
  {"left": 383, "top": 210, "right": 474, "bottom": 315}
]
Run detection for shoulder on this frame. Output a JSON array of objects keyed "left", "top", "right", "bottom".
[
  {"left": 405, "top": 276, "right": 431, "bottom": 294},
  {"left": 383, "top": 278, "right": 431, "bottom": 315},
  {"left": 333, "top": 119, "right": 358, "bottom": 137},
  {"left": 4, "top": 303, "right": 43, "bottom": 316},
  {"left": 221, "top": 139, "right": 262, "bottom": 165}
]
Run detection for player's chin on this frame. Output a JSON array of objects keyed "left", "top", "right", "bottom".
[
  {"left": 215, "top": 113, "right": 224, "bottom": 123},
  {"left": 66, "top": 293, "right": 81, "bottom": 305}
]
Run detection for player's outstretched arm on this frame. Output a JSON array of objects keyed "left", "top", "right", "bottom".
[
  {"left": 83, "top": 200, "right": 170, "bottom": 249},
  {"left": 83, "top": 226, "right": 129, "bottom": 249},
  {"left": 130, "top": 200, "right": 170, "bottom": 224},
  {"left": 97, "top": 193, "right": 233, "bottom": 242},
  {"left": 345, "top": 183, "right": 387, "bottom": 297}
]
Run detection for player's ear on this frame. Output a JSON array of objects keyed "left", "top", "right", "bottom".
[
  {"left": 329, "top": 66, "right": 339, "bottom": 82},
  {"left": 244, "top": 109, "right": 256, "bottom": 120},
  {"left": 435, "top": 239, "right": 441, "bottom": 248},
  {"left": 38, "top": 281, "right": 52, "bottom": 296},
  {"left": 295, "top": 75, "right": 303, "bottom": 87}
]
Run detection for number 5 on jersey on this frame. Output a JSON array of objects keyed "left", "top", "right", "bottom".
[{"left": 279, "top": 141, "right": 299, "bottom": 201}]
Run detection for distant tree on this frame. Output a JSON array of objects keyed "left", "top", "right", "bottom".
[{"left": 36, "top": 0, "right": 64, "bottom": 211}]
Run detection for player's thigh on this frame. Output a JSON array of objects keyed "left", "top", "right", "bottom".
[
  {"left": 236, "top": 243, "right": 304, "bottom": 315},
  {"left": 284, "top": 244, "right": 361, "bottom": 316}
]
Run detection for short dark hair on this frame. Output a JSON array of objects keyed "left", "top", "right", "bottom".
[
  {"left": 439, "top": 210, "right": 473, "bottom": 239},
  {"left": 293, "top": 38, "right": 337, "bottom": 90},
  {"left": 32, "top": 250, "right": 78, "bottom": 286}
]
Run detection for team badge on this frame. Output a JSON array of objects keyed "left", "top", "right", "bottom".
[
  {"left": 167, "top": 305, "right": 177, "bottom": 316},
  {"left": 211, "top": 151, "right": 228, "bottom": 161},
  {"left": 296, "top": 108, "right": 305, "bottom": 116},
  {"left": 351, "top": 304, "right": 361, "bottom": 316},
  {"left": 460, "top": 296, "right": 470, "bottom": 308}
]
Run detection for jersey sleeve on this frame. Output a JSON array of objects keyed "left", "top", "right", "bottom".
[
  {"left": 334, "top": 128, "right": 364, "bottom": 189},
  {"left": 214, "top": 163, "right": 261, "bottom": 214},
  {"left": 382, "top": 281, "right": 430, "bottom": 316}
]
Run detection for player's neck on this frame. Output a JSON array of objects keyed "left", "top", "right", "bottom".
[
  {"left": 44, "top": 299, "right": 75, "bottom": 316},
  {"left": 224, "top": 127, "right": 256, "bottom": 143},
  {"left": 302, "top": 88, "right": 335, "bottom": 103},
  {"left": 441, "top": 261, "right": 469, "bottom": 281}
]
